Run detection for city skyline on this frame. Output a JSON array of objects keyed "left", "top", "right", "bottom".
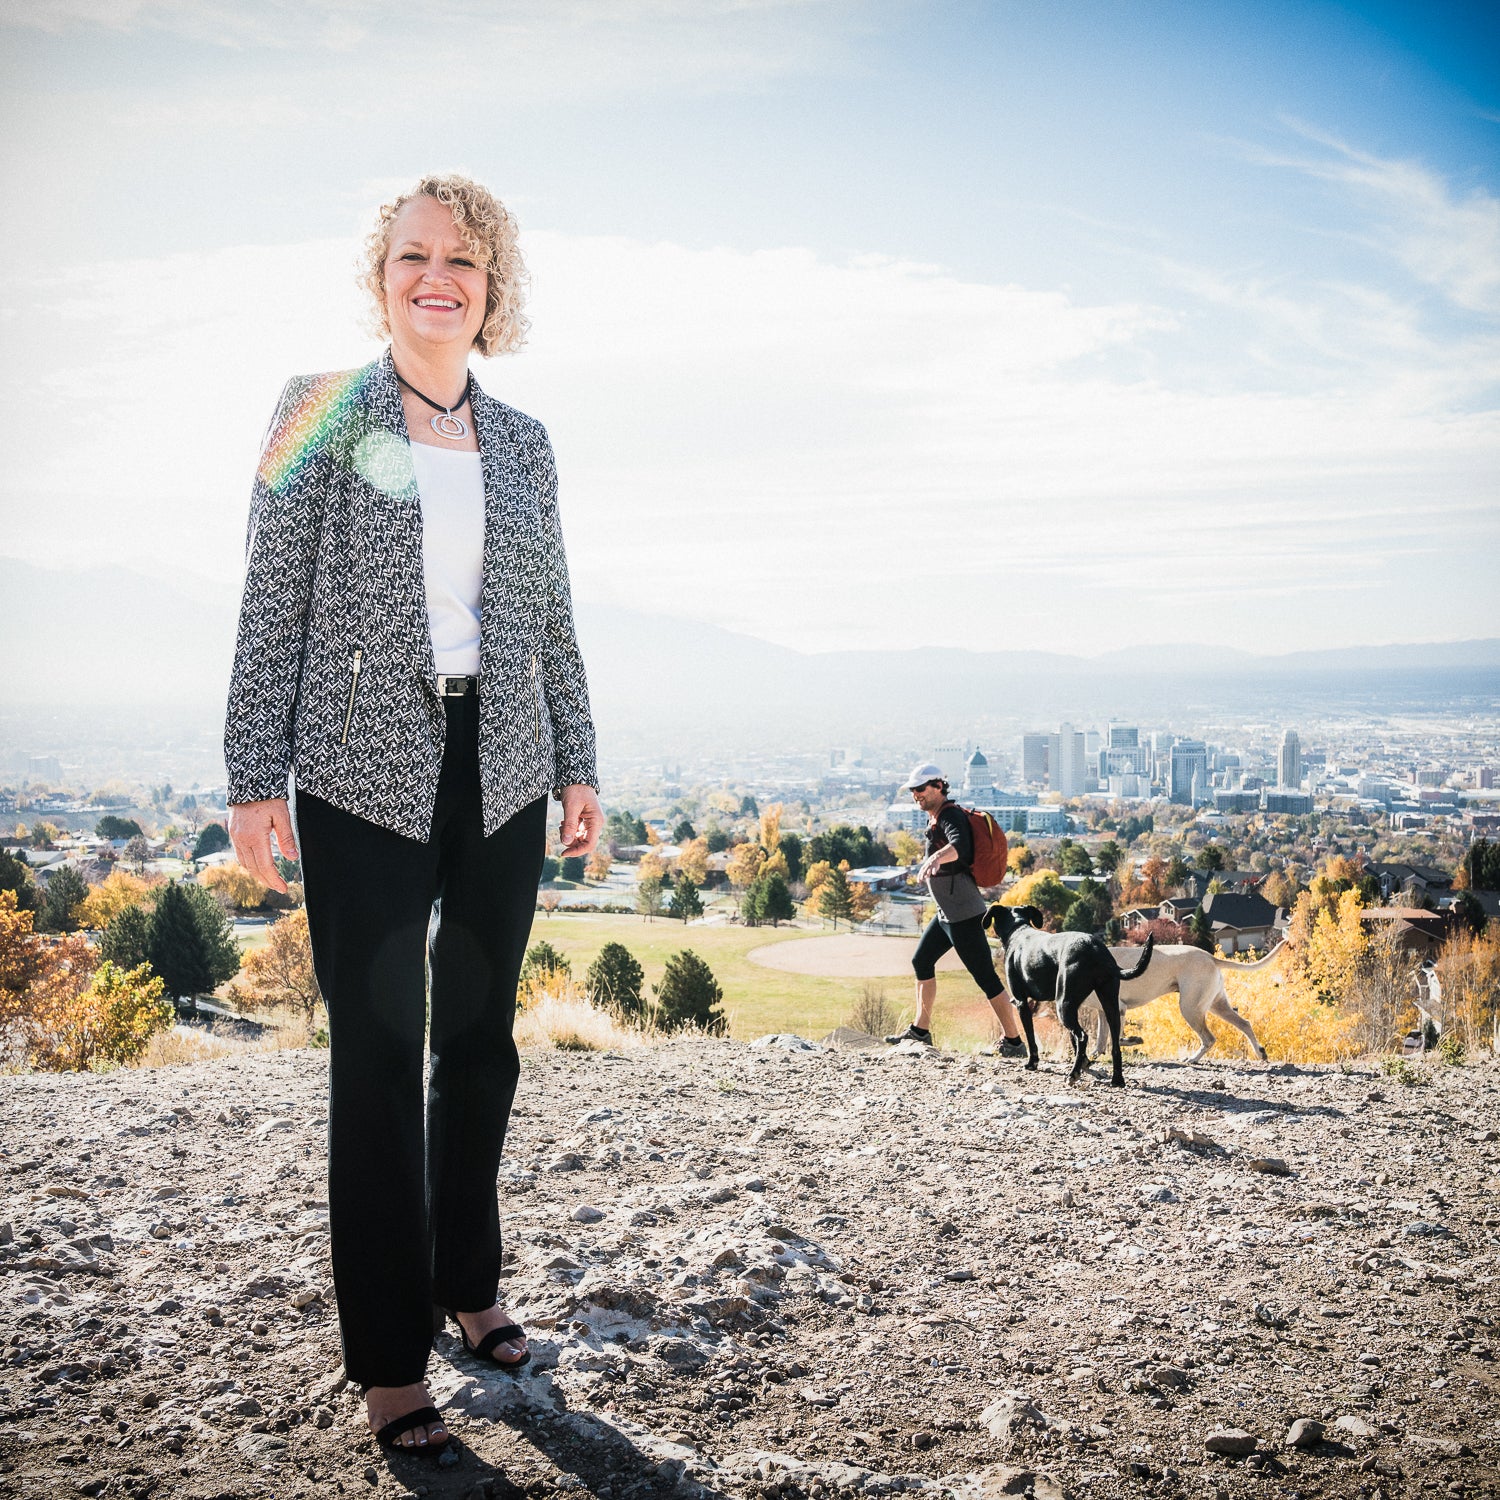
[{"left": 1, "top": 1, "right": 1496, "bottom": 660}]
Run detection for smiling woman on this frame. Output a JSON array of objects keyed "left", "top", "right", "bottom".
[
  {"left": 223, "top": 172, "right": 603, "bottom": 1456},
  {"left": 361, "top": 173, "right": 529, "bottom": 360}
]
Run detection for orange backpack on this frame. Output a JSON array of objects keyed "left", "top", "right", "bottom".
[{"left": 944, "top": 802, "right": 1009, "bottom": 888}]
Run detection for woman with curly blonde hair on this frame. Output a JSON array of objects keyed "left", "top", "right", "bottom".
[{"left": 225, "top": 173, "right": 603, "bottom": 1454}]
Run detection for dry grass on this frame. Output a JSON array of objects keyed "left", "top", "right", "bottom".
[
  {"left": 846, "top": 982, "right": 896, "bottom": 1038},
  {"left": 515, "top": 977, "right": 652, "bottom": 1053},
  {"left": 126, "top": 1006, "right": 316, "bottom": 1070}
]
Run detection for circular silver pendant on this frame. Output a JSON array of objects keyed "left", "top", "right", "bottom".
[{"left": 431, "top": 412, "right": 469, "bottom": 441}]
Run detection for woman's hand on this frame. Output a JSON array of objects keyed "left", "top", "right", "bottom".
[
  {"left": 227, "top": 798, "right": 299, "bottom": 894},
  {"left": 557, "top": 785, "right": 603, "bottom": 857}
]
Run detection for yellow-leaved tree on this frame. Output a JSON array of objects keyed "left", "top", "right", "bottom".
[
  {"left": 587, "top": 847, "right": 613, "bottom": 881},
  {"left": 76, "top": 870, "right": 156, "bottom": 930},
  {"left": 233, "top": 909, "right": 322, "bottom": 1026},
  {"left": 803, "top": 860, "right": 834, "bottom": 899},
  {"left": 891, "top": 830, "right": 923, "bottom": 868},
  {"left": 726, "top": 841, "right": 767, "bottom": 890},
  {"left": 201, "top": 862, "right": 269, "bottom": 911},
  {"left": 25, "top": 960, "right": 172, "bottom": 1072},
  {"left": 675, "top": 838, "right": 709, "bottom": 885},
  {"left": 758, "top": 804, "right": 783, "bottom": 857}
]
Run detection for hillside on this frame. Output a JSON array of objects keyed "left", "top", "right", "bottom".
[{"left": 2, "top": 1039, "right": 1498, "bottom": 1499}]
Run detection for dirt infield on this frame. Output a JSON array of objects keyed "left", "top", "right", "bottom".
[{"left": 745, "top": 932, "right": 963, "bottom": 977}]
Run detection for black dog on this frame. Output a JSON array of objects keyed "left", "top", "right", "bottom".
[{"left": 983, "top": 904, "right": 1155, "bottom": 1087}]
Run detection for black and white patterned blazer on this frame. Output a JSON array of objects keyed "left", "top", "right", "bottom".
[{"left": 224, "top": 349, "right": 598, "bottom": 842}]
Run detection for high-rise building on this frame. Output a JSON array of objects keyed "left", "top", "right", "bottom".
[
  {"left": 1022, "top": 734, "right": 1049, "bottom": 786},
  {"left": 1170, "top": 739, "right": 1208, "bottom": 805},
  {"left": 931, "top": 744, "right": 967, "bottom": 788},
  {"left": 1051, "top": 722, "right": 1087, "bottom": 799},
  {"left": 1279, "top": 730, "right": 1302, "bottom": 789},
  {"left": 1101, "top": 723, "right": 1148, "bottom": 778}
]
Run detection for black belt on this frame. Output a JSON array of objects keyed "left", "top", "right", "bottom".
[{"left": 436, "top": 675, "right": 478, "bottom": 697}]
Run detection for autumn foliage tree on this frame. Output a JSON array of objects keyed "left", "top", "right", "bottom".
[
  {"left": 0, "top": 891, "right": 171, "bottom": 1071},
  {"left": 76, "top": 870, "right": 156, "bottom": 930},
  {"left": 233, "top": 909, "right": 321, "bottom": 1024}
]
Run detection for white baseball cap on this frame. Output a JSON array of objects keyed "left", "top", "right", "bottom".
[{"left": 901, "top": 761, "right": 945, "bottom": 790}]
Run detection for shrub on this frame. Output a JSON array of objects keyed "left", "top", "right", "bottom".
[
  {"left": 1436, "top": 1032, "right": 1466, "bottom": 1066},
  {"left": 1381, "top": 1055, "right": 1431, "bottom": 1087},
  {"left": 25, "top": 961, "right": 173, "bottom": 1072},
  {"left": 652, "top": 950, "right": 726, "bottom": 1034}
]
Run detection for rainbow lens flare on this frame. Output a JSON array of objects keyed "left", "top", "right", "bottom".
[{"left": 256, "top": 368, "right": 368, "bottom": 495}]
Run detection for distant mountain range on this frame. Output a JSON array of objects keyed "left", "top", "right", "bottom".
[{"left": 3, "top": 558, "right": 1498, "bottom": 753}]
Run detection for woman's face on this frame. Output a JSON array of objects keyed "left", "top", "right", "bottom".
[{"left": 382, "top": 195, "right": 489, "bottom": 356}]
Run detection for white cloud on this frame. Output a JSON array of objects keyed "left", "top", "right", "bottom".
[
  {"left": 2, "top": 223, "right": 1495, "bottom": 656},
  {"left": 1249, "top": 122, "right": 1500, "bottom": 317}
]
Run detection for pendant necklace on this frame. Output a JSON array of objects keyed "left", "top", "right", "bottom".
[{"left": 396, "top": 370, "right": 473, "bottom": 441}]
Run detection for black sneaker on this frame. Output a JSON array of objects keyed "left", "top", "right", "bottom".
[
  {"left": 884, "top": 1024, "right": 933, "bottom": 1046},
  {"left": 998, "top": 1036, "right": 1027, "bottom": 1059}
]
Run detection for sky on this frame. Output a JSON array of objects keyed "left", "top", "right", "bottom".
[{"left": 2, "top": 0, "right": 1497, "bottom": 657}]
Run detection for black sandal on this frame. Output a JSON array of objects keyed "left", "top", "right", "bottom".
[
  {"left": 439, "top": 1308, "right": 531, "bottom": 1371},
  {"left": 369, "top": 1402, "right": 449, "bottom": 1453}
]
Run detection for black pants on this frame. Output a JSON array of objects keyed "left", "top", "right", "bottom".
[
  {"left": 911, "top": 912, "right": 1006, "bottom": 999},
  {"left": 295, "top": 695, "right": 547, "bottom": 1388}
]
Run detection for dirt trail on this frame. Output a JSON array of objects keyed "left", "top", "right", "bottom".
[{"left": 2, "top": 1038, "right": 1498, "bottom": 1500}]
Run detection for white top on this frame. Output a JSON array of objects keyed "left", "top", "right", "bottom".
[{"left": 411, "top": 443, "right": 485, "bottom": 676}]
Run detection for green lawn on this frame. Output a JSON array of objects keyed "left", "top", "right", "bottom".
[{"left": 520, "top": 911, "right": 1004, "bottom": 1050}]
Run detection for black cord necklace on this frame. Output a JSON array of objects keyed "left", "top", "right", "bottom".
[{"left": 396, "top": 370, "right": 473, "bottom": 441}]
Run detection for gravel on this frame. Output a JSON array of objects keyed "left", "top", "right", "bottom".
[{"left": 1, "top": 1037, "right": 1498, "bottom": 1498}]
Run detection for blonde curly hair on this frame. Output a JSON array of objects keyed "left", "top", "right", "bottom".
[{"left": 362, "top": 173, "right": 529, "bottom": 358}]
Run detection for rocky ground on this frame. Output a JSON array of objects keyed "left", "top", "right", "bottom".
[{"left": 2, "top": 1034, "right": 1498, "bottom": 1500}]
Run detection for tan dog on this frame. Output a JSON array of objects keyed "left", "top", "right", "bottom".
[{"left": 1080, "top": 944, "right": 1281, "bottom": 1063}]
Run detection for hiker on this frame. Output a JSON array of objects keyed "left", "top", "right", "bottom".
[{"left": 887, "top": 762, "right": 1027, "bottom": 1055}]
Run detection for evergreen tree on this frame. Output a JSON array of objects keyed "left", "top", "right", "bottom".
[
  {"left": 38, "top": 866, "right": 89, "bottom": 933},
  {"left": 0, "top": 846, "right": 38, "bottom": 913},
  {"left": 652, "top": 950, "right": 725, "bottom": 1034},
  {"left": 739, "top": 795, "right": 759, "bottom": 817},
  {"left": 778, "top": 832, "right": 804, "bottom": 884},
  {"left": 585, "top": 942, "right": 645, "bottom": 1020},
  {"left": 672, "top": 819, "right": 697, "bottom": 843},
  {"left": 192, "top": 822, "right": 231, "bottom": 860},
  {"left": 560, "top": 855, "right": 586, "bottom": 883},
  {"left": 100, "top": 902, "right": 153, "bottom": 971},
  {"left": 670, "top": 877, "right": 704, "bottom": 923},
  {"left": 704, "top": 825, "right": 730, "bottom": 853},
  {"left": 1197, "top": 843, "right": 1227, "bottom": 872},
  {"left": 1188, "top": 905, "right": 1215, "bottom": 952},
  {"left": 96, "top": 815, "right": 144, "bottom": 840},
  {"left": 1063, "top": 890, "right": 1109, "bottom": 934},
  {"left": 1451, "top": 890, "right": 1488, "bottom": 938},
  {"left": 1165, "top": 853, "right": 1190, "bottom": 890},
  {"left": 758, "top": 872, "right": 796, "bottom": 926},
  {"left": 148, "top": 881, "right": 234, "bottom": 1001},
  {"left": 739, "top": 880, "right": 766, "bottom": 926},
  {"left": 635, "top": 874, "right": 665, "bottom": 921},
  {"left": 818, "top": 867, "right": 856, "bottom": 930}
]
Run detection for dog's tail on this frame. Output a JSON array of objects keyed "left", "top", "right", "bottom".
[
  {"left": 1212, "top": 940, "right": 1286, "bottom": 971},
  {"left": 1115, "top": 934, "right": 1155, "bottom": 981}
]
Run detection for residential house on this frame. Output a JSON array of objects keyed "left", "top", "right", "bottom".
[
  {"left": 1199, "top": 890, "right": 1283, "bottom": 955},
  {"left": 1359, "top": 907, "right": 1449, "bottom": 959}
]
